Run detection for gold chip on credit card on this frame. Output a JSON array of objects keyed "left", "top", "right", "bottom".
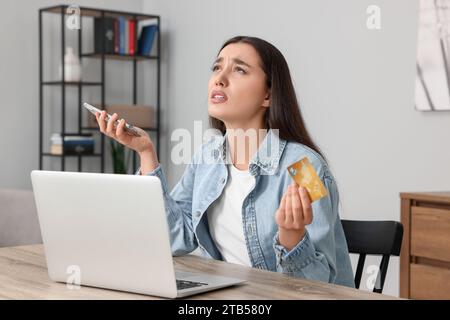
[{"left": 287, "top": 157, "right": 328, "bottom": 202}]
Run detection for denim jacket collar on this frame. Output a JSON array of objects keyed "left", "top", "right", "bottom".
[{"left": 209, "top": 129, "right": 287, "bottom": 176}]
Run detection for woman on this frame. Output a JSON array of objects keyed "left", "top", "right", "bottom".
[{"left": 95, "top": 36, "right": 355, "bottom": 287}]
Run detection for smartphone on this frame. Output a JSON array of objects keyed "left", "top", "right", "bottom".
[{"left": 83, "top": 102, "right": 141, "bottom": 137}]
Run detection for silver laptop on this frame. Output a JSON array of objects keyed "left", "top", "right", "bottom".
[{"left": 30, "top": 170, "right": 245, "bottom": 298}]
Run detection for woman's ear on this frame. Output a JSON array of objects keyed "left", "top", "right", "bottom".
[{"left": 262, "top": 90, "right": 271, "bottom": 108}]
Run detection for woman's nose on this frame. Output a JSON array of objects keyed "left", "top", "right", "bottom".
[{"left": 215, "top": 72, "right": 228, "bottom": 87}]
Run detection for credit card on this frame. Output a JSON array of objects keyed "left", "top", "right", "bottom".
[{"left": 287, "top": 157, "right": 328, "bottom": 202}]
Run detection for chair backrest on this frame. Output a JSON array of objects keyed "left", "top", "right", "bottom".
[{"left": 341, "top": 220, "right": 403, "bottom": 293}]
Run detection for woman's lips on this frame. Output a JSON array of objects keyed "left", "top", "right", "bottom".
[{"left": 210, "top": 90, "right": 228, "bottom": 104}]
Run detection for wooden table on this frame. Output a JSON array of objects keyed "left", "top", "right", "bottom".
[{"left": 0, "top": 245, "right": 398, "bottom": 300}]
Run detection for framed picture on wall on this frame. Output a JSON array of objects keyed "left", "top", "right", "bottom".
[{"left": 415, "top": 0, "right": 450, "bottom": 111}]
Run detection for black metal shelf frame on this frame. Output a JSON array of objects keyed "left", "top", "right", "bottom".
[{"left": 38, "top": 5, "right": 161, "bottom": 173}]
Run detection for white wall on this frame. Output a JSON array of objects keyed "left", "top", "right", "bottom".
[
  {"left": 0, "top": 0, "right": 144, "bottom": 188},
  {"left": 141, "top": 0, "right": 450, "bottom": 297}
]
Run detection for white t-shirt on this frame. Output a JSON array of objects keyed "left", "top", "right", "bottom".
[{"left": 207, "top": 164, "right": 255, "bottom": 266}]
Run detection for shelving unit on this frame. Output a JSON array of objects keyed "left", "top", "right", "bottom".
[{"left": 38, "top": 5, "right": 160, "bottom": 173}]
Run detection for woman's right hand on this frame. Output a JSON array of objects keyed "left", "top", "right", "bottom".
[{"left": 95, "top": 111, "right": 159, "bottom": 173}]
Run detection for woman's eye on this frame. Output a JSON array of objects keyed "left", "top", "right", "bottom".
[
  {"left": 235, "top": 67, "right": 246, "bottom": 74},
  {"left": 211, "top": 65, "right": 219, "bottom": 72}
]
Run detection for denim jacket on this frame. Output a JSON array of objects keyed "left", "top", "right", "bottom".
[{"left": 138, "top": 130, "right": 355, "bottom": 287}]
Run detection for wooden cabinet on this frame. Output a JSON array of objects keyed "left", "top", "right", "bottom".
[{"left": 400, "top": 192, "right": 450, "bottom": 299}]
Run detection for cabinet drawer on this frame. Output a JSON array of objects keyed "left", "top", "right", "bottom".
[
  {"left": 410, "top": 263, "right": 450, "bottom": 299},
  {"left": 411, "top": 206, "right": 450, "bottom": 262}
]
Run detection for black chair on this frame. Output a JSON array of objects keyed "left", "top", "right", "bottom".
[{"left": 341, "top": 220, "right": 403, "bottom": 293}]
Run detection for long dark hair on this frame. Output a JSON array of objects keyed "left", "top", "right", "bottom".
[{"left": 209, "top": 36, "right": 327, "bottom": 162}]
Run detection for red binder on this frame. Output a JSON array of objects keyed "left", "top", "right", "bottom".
[{"left": 128, "top": 20, "right": 136, "bottom": 55}]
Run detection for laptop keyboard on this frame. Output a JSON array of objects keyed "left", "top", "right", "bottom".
[{"left": 176, "top": 279, "right": 208, "bottom": 290}]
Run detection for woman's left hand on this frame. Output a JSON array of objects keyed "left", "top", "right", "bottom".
[{"left": 275, "top": 181, "right": 313, "bottom": 251}]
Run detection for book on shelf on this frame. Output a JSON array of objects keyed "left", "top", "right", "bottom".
[
  {"left": 93, "top": 17, "right": 157, "bottom": 56},
  {"left": 118, "top": 16, "right": 126, "bottom": 54},
  {"left": 94, "top": 17, "right": 115, "bottom": 54},
  {"left": 128, "top": 20, "right": 136, "bottom": 55},
  {"left": 50, "top": 133, "right": 95, "bottom": 155},
  {"left": 138, "top": 24, "right": 158, "bottom": 56},
  {"left": 114, "top": 19, "right": 119, "bottom": 53}
]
